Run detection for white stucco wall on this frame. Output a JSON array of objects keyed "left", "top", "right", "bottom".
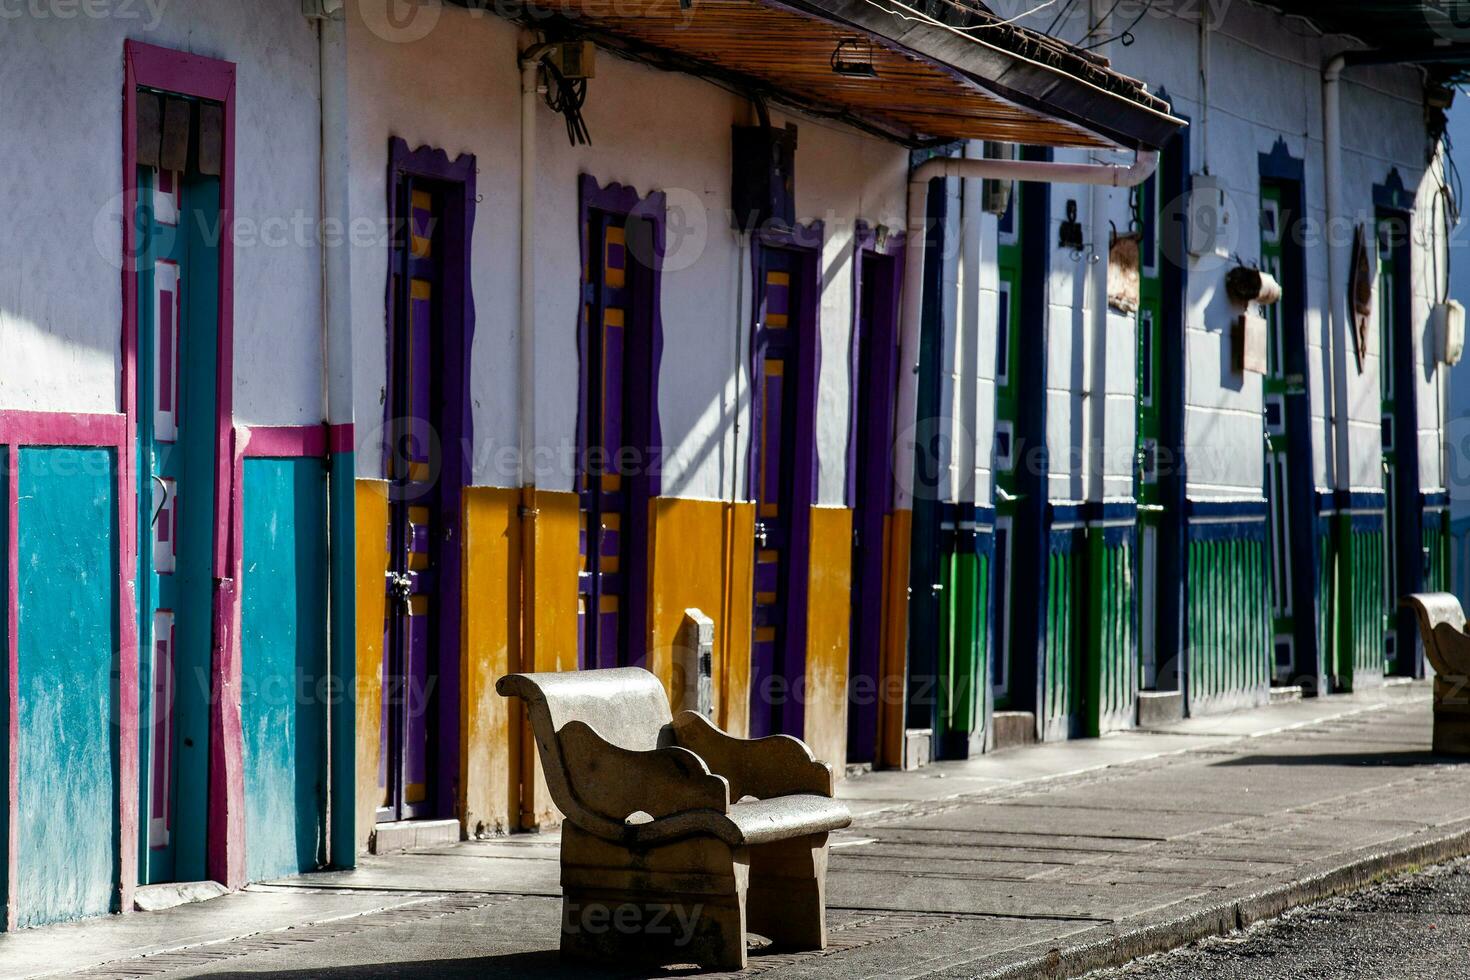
[
  {"left": 983, "top": 0, "right": 1442, "bottom": 506},
  {"left": 343, "top": 0, "right": 907, "bottom": 506},
  {"left": 0, "top": 0, "right": 324, "bottom": 424},
  {"left": 1109, "top": 1, "right": 1436, "bottom": 499}
]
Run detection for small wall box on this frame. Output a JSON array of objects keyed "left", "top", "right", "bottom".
[
  {"left": 1233, "top": 312, "right": 1267, "bottom": 375},
  {"left": 1188, "top": 173, "right": 1230, "bottom": 258},
  {"left": 1434, "top": 299, "right": 1465, "bottom": 366}
]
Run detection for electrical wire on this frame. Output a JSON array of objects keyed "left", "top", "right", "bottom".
[
  {"left": 966, "top": 0, "right": 1063, "bottom": 28},
  {"left": 1043, "top": 0, "right": 1081, "bottom": 37},
  {"left": 857, "top": 0, "right": 1056, "bottom": 40},
  {"left": 541, "top": 60, "right": 590, "bottom": 146},
  {"left": 1077, "top": 0, "right": 1152, "bottom": 49},
  {"left": 1081, "top": 0, "right": 1124, "bottom": 43}
]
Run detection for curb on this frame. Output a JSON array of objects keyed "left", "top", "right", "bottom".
[{"left": 963, "top": 817, "right": 1470, "bottom": 979}]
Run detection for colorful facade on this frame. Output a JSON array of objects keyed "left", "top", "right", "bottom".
[
  {"left": 905, "top": 1, "right": 1461, "bottom": 757},
  {"left": 0, "top": 0, "right": 1460, "bottom": 932}
]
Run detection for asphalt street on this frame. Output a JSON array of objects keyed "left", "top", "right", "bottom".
[{"left": 1100, "top": 857, "right": 1470, "bottom": 980}]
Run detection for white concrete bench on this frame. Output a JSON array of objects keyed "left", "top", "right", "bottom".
[
  {"left": 497, "top": 666, "right": 851, "bottom": 970},
  {"left": 1402, "top": 592, "right": 1470, "bottom": 755}
]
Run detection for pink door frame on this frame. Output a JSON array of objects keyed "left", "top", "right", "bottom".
[
  {"left": 0, "top": 410, "right": 131, "bottom": 926},
  {"left": 122, "top": 40, "right": 243, "bottom": 891}
]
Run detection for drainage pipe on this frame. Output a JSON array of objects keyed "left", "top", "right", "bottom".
[
  {"left": 1323, "top": 54, "right": 1351, "bottom": 492},
  {"left": 516, "top": 43, "right": 553, "bottom": 798}
]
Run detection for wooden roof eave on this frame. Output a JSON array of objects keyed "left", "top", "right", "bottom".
[
  {"left": 795, "top": 0, "right": 1185, "bottom": 150},
  {"left": 470, "top": 0, "right": 1183, "bottom": 149}
]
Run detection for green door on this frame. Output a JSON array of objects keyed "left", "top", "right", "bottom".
[
  {"left": 1135, "top": 170, "right": 1164, "bottom": 689},
  {"left": 991, "top": 192, "right": 1022, "bottom": 709},
  {"left": 1260, "top": 184, "right": 1297, "bottom": 684}
]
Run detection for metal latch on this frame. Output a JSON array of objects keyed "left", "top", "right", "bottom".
[{"left": 386, "top": 572, "right": 413, "bottom": 605}]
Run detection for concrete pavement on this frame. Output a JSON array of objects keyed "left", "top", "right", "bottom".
[{"left": 8, "top": 681, "right": 1470, "bottom": 979}]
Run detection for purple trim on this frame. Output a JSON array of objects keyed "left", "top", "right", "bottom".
[
  {"left": 748, "top": 220, "right": 824, "bottom": 738},
  {"left": 843, "top": 226, "right": 904, "bottom": 761},
  {"left": 124, "top": 39, "right": 240, "bottom": 895},
  {"left": 576, "top": 174, "right": 666, "bottom": 671},
  {"left": 845, "top": 222, "right": 906, "bottom": 509},
  {"left": 385, "top": 138, "right": 476, "bottom": 821}
]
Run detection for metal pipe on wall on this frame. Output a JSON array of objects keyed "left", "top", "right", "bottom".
[
  {"left": 1323, "top": 53, "right": 1350, "bottom": 492},
  {"left": 315, "top": 1, "right": 358, "bottom": 869}
]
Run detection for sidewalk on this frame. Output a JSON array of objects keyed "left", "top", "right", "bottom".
[{"left": 7, "top": 681, "right": 1469, "bottom": 979}]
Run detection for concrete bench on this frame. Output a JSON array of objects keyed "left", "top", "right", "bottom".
[
  {"left": 1402, "top": 592, "right": 1470, "bottom": 755},
  {"left": 496, "top": 666, "right": 851, "bottom": 970}
]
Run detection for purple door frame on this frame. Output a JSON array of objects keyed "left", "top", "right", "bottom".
[
  {"left": 381, "top": 139, "right": 475, "bottom": 823},
  {"left": 845, "top": 222, "right": 904, "bottom": 763},
  {"left": 575, "top": 175, "right": 666, "bottom": 670},
  {"left": 747, "top": 221, "right": 823, "bottom": 739}
]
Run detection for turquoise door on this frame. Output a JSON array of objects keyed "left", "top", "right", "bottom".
[{"left": 135, "top": 156, "right": 220, "bottom": 885}]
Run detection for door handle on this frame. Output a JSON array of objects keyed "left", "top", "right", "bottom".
[
  {"left": 386, "top": 572, "right": 413, "bottom": 605},
  {"left": 150, "top": 474, "right": 168, "bottom": 527},
  {"left": 754, "top": 522, "right": 769, "bottom": 548}
]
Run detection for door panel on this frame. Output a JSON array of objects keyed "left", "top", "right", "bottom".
[
  {"left": 579, "top": 216, "right": 632, "bottom": 670},
  {"left": 136, "top": 160, "right": 220, "bottom": 885},
  {"left": 846, "top": 250, "right": 900, "bottom": 763},
  {"left": 993, "top": 192, "right": 1023, "bottom": 708},
  {"left": 1260, "top": 183, "right": 1297, "bottom": 685},
  {"left": 750, "top": 249, "right": 809, "bottom": 739},
  {"left": 382, "top": 182, "right": 443, "bottom": 822}
]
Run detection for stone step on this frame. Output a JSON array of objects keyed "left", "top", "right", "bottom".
[{"left": 370, "top": 818, "right": 462, "bottom": 854}]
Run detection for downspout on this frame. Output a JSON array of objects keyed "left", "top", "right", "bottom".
[
  {"left": 1087, "top": 0, "right": 1114, "bottom": 502},
  {"left": 315, "top": 1, "right": 357, "bottom": 871},
  {"left": 1323, "top": 54, "right": 1350, "bottom": 493},
  {"left": 517, "top": 42, "right": 552, "bottom": 824}
]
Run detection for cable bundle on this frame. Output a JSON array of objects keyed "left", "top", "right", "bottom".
[{"left": 542, "top": 60, "right": 591, "bottom": 146}]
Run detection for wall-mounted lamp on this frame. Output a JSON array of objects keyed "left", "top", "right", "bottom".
[
  {"left": 1225, "top": 265, "right": 1281, "bottom": 306},
  {"left": 1059, "top": 199, "right": 1090, "bottom": 259},
  {"left": 831, "top": 37, "right": 878, "bottom": 78},
  {"left": 1225, "top": 264, "right": 1279, "bottom": 376}
]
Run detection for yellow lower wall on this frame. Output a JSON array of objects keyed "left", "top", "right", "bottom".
[
  {"left": 354, "top": 480, "right": 389, "bottom": 850},
  {"left": 358, "top": 485, "right": 861, "bottom": 839},
  {"left": 804, "top": 506, "right": 853, "bottom": 773},
  {"left": 520, "top": 489, "right": 582, "bottom": 829},
  {"left": 460, "top": 486, "right": 521, "bottom": 837},
  {"left": 648, "top": 497, "right": 756, "bottom": 736},
  {"left": 880, "top": 508, "right": 912, "bottom": 769}
]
